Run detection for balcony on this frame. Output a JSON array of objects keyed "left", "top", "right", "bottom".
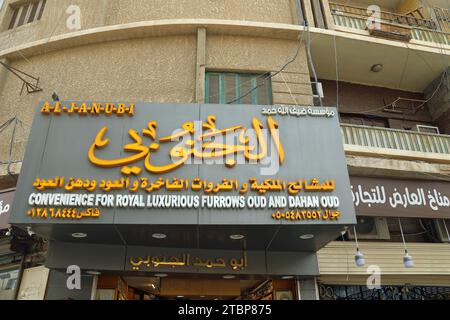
[
  {"left": 329, "top": 2, "right": 450, "bottom": 46},
  {"left": 341, "top": 124, "right": 450, "bottom": 163}
]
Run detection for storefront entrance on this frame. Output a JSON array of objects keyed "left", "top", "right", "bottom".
[{"left": 96, "top": 275, "right": 298, "bottom": 300}]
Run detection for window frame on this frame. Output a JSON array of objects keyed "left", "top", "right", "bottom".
[
  {"left": 205, "top": 71, "right": 273, "bottom": 105},
  {"left": 7, "top": 0, "right": 46, "bottom": 30}
]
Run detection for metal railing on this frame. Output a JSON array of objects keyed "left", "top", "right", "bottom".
[
  {"left": 330, "top": 3, "right": 450, "bottom": 46},
  {"left": 434, "top": 7, "right": 450, "bottom": 33},
  {"left": 329, "top": 2, "right": 437, "bottom": 30},
  {"left": 341, "top": 124, "right": 450, "bottom": 155}
]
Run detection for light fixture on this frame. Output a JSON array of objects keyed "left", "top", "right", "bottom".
[
  {"left": 177, "top": 295, "right": 184, "bottom": 298},
  {"left": 86, "top": 271, "right": 101, "bottom": 276},
  {"left": 281, "top": 276, "right": 294, "bottom": 280},
  {"left": 222, "top": 275, "right": 236, "bottom": 279},
  {"left": 27, "top": 226, "right": 35, "bottom": 236},
  {"left": 154, "top": 273, "right": 168, "bottom": 278},
  {"left": 299, "top": 234, "right": 314, "bottom": 240},
  {"left": 355, "top": 249, "right": 366, "bottom": 267},
  {"left": 152, "top": 233, "right": 167, "bottom": 239},
  {"left": 370, "top": 64, "right": 383, "bottom": 72},
  {"left": 403, "top": 252, "right": 414, "bottom": 268},
  {"left": 352, "top": 226, "right": 365, "bottom": 267},
  {"left": 149, "top": 284, "right": 156, "bottom": 289},
  {"left": 5, "top": 228, "right": 12, "bottom": 237},
  {"left": 71, "top": 232, "right": 87, "bottom": 238},
  {"left": 200, "top": 296, "right": 206, "bottom": 298},
  {"left": 398, "top": 218, "right": 414, "bottom": 268},
  {"left": 229, "top": 234, "right": 245, "bottom": 240}
]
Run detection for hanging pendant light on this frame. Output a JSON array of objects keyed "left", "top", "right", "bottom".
[
  {"left": 352, "top": 226, "right": 366, "bottom": 267},
  {"left": 398, "top": 218, "right": 414, "bottom": 268}
]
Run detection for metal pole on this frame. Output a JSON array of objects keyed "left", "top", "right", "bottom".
[{"left": 13, "top": 253, "right": 27, "bottom": 300}]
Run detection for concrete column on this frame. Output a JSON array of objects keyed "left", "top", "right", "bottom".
[
  {"left": 310, "top": 0, "right": 326, "bottom": 28},
  {"left": 195, "top": 28, "right": 206, "bottom": 103},
  {"left": 298, "top": 277, "right": 320, "bottom": 300},
  {"left": 303, "top": 1, "right": 316, "bottom": 28},
  {"left": 321, "top": 0, "right": 335, "bottom": 30}
]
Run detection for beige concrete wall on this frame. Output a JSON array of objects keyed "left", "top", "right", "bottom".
[
  {"left": 0, "top": 0, "right": 110, "bottom": 52},
  {"left": 0, "top": 32, "right": 313, "bottom": 175},
  {"left": 106, "top": 0, "right": 294, "bottom": 25},
  {"left": 0, "top": 35, "right": 197, "bottom": 169},
  {"left": 206, "top": 34, "right": 313, "bottom": 105},
  {"left": 0, "top": 0, "right": 297, "bottom": 52}
]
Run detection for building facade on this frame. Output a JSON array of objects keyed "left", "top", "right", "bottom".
[{"left": 0, "top": 0, "right": 449, "bottom": 300}]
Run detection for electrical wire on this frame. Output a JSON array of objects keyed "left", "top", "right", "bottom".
[
  {"left": 398, "top": 218, "right": 409, "bottom": 253},
  {"left": 343, "top": 68, "right": 448, "bottom": 114},
  {"left": 398, "top": 42, "right": 411, "bottom": 89},
  {"left": 341, "top": 233, "right": 350, "bottom": 282},
  {"left": 279, "top": 71, "right": 299, "bottom": 105},
  {"left": 306, "top": 22, "right": 323, "bottom": 107},
  {"left": 332, "top": 31, "right": 339, "bottom": 110},
  {"left": 226, "top": 21, "right": 308, "bottom": 104},
  {"left": 442, "top": 219, "right": 450, "bottom": 243},
  {"left": 3, "top": 6, "right": 72, "bottom": 95}
]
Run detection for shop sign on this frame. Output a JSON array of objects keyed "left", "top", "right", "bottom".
[
  {"left": 351, "top": 176, "right": 450, "bottom": 218},
  {"left": 11, "top": 102, "right": 355, "bottom": 226},
  {"left": 0, "top": 188, "right": 14, "bottom": 229}
]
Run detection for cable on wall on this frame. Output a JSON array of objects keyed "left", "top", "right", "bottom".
[
  {"left": 226, "top": 21, "right": 308, "bottom": 105},
  {"left": 305, "top": 21, "right": 323, "bottom": 107}
]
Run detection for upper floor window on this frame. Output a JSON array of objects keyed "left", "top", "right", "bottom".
[
  {"left": 8, "top": 0, "right": 46, "bottom": 30},
  {"left": 205, "top": 72, "right": 272, "bottom": 105}
]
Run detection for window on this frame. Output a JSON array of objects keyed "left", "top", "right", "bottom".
[
  {"left": 205, "top": 72, "right": 272, "bottom": 105},
  {"left": 0, "top": 268, "right": 19, "bottom": 291},
  {"left": 8, "top": 0, "right": 46, "bottom": 30}
]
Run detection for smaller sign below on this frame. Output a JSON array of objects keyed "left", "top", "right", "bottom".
[
  {"left": 17, "top": 266, "right": 50, "bottom": 300},
  {"left": 0, "top": 188, "right": 15, "bottom": 229},
  {"left": 350, "top": 177, "right": 450, "bottom": 219}
]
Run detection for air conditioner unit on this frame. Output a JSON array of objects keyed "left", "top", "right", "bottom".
[
  {"left": 312, "top": 82, "right": 324, "bottom": 98},
  {"left": 433, "top": 219, "right": 450, "bottom": 243},
  {"left": 348, "top": 217, "right": 391, "bottom": 240},
  {"left": 417, "top": 125, "right": 440, "bottom": 134}
]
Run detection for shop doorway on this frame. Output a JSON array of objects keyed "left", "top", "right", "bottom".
[{"left": 95, "top": 275, "right": 298, "bottom": 300}]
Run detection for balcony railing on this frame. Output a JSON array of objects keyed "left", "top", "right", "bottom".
[
  {"left": 330, "top": 2, "right": 450, "bottom": 46},
  {"left": 341, "top": 124, "right": 450, "bottom": 156},
  {"left": 330, "top": 2, "right": 437, "bottom": 29}
]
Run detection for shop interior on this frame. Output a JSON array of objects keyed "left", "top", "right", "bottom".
[{"left": 95, "top": 275, "right": 298, "bottom": 300}]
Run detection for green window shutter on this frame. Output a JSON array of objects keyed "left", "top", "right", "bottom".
[{"left": 205, "top": 72, "right": 273, "bottom": 106}]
